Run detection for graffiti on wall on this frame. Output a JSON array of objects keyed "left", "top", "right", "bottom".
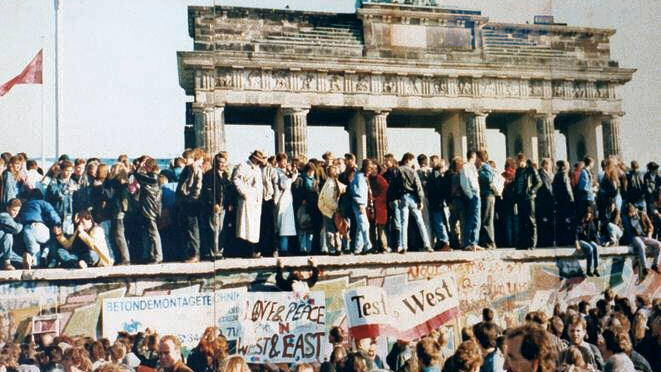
[{"left": 0, "top": 254, "right": 659, "bottom": 350}]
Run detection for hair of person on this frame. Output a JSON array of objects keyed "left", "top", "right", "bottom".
[
  {"left": 516, "top": 153, "right": 526, "bottom": 163},
  {"left": 159, "top": 335, "right": 181, "bottom": 352},
  {"left": 109, "top": 163, "right": 128, "bottom": 184},
  {"left": 567, "top": 315, "right": 586, "bottom": 330},
  {"left": 63, "top": 346, "right": 90, "bottom": 370},
  {"left": 603, "top": 288, "right": 615, "bottom": 301},
  {"left": 528, "top": 311, "right": 548, "bottom": 326},
  {"left": 454, "top": 340, "right": 483, "bottom": 372},
  {"left": 473, "top": 321, "right": 499, "bottom": 350},
  {"left": 344, "top": 153, "right": 356, "bottom": 162},
  {"left": 583, "top": 156, "right": 593, "bottom": 167},
  {"left": 401, "top": 152, "right": 415, "bottom": 164},
  {"left": 95, "top": 163, "right": 109, "bottom": 181},
  {"left": 635, "top": 294, "right": 650, "bottom": 307},
  {"left": 450, "top": 156, "right": 464, "bottom": 172},
  {"left": 578, "top": 301, "right": 589, "bottom": 313},
  {"left": 294, "top": 363, "right": 314, "bottom": 372},
  {"left": 74, "top": 158, "right": 86, "bottom": 166},
  {"left": 344, "top": 352, "right": 370, "bottom": 372},
  {"left": 417, "top": 153, "right": 428, "bottom": 165},
  {"left": 143, "top": 157, "right": 160, "bottom": 173},
  {"left": 360, "top": 159, "right": 372, "bottom": 174},
  {"left": 220, "top": 355, "right": 250, "bottom": 372},
  {"left": 461, "top": 326, "right": 475, "bottom": 342},
  {"left": 505, "top": 324, "right": 557, "bottom": 372},
  {"left": 609, "top": 312, "right": 631, "bottom": 333},
  {"left": 466, "top": 150, "right": 476, "bottom": 160},
  {"left": 549, "top": 316, "right": 564, "bottom": 337},
  {"left": 89, "top": 341, "right": 106, "bottom": 362},
  {"left": 565, "top": 346, "right": 586, "bottom": 368},
  {"left": 95, "top": 363, "right": 132, "bottom": 372},
  {"left": 602, "top": 326, "right": 632, "bottom": 354},
  {"left": 110, "top": 342, "right": 126, "bottom": 362},
  {"left": 181, "top": 149, "right": 194, "bottom": 159},
  {"left": 7, "top": 198, "right": 22, "bottom": 209},
  {"left": 416, "top": 336, "right": 441, "bottom": 367},
  {"left": 482, "top": 308, "right": 495, "bottom": 322},
  {"left": 476, "top": 150, "right": 488, "bottom": 162},
  {"left": 384, "top": 153, "right": 394, "bottom": 160},
  {"left": 329, "top": 326, "right": 345, "bottom": 344},
  {"left": 302, "top": 162, "right": 317, "bottom": 175}
]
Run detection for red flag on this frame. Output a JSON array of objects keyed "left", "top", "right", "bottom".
[{"left": 0, "top": 49, "right": 43, "bottom": 96}]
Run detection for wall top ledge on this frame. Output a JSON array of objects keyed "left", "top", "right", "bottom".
[{"left": 0, "top": 246, "right": 635, "bottom": 283}]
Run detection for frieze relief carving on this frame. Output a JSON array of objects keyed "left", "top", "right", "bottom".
[
  {"left": 299, "top": 72, "right": 316, "bottom": 91},
  {"left": 403, "top": 76, "right": 422, "bottom": 95},
  {"left": 210, "top": 67, "right": 613, "bottom": 101},
  {"left": 216, "top": 68, "right": 233, "bottom": 88},
  {"left": 246, "top": 70, "right": 262, "bottom": 90},
  {"left": 273, "top": 71, "right": 289, "bottom": 90},
  {"left": 528, "top": 80, "right": 544, "bottom": 97},
  {"left": 355, "top": 74, "right": 370, "bottom": 93},
  {"left": 432, "top": 78, "right": 448, "bottom": 95},
  {"left": 480, "top": 79, "right": 496, "bottom": 97},
  {"left": 328, "top": 73, "right": 344, "bottom": 92},
  {"left": 382, "top": 75, "right": 397, "bottom": 94},
  {"left": 552, "top": 81, "right": 564, "bottom": 97},
  {"left": 458, "top": 78, "right": 473, "bottom": 96}
]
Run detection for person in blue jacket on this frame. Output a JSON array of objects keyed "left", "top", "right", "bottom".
[
  {"left": 19, "top": 189, "right": 62, "bottom": 269},
  {"left": 0, "top": 198, "right": 23, "bottom": 270},
  {"left": 350, "top": 159, "right": 373, "bottom": 255}
]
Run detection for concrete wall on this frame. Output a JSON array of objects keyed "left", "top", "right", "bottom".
[{"left": 1, "top": 248, "right": 658, "bottom": 350}]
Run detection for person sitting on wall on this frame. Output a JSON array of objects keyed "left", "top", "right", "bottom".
[
  {"left": 53, "top": 210, "right": 113, "bottom": 268},
  {"left": 0, "top": 198, "right": 23, "bottom": 270},
  {"left": 275, "top": 257, "right": 319, "bottom": 292}
]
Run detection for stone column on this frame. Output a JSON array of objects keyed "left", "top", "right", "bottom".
[
  {"left": 364, "top": 110, "right": 389, "bottom": 162},
  {"left": 466, "top": 111, "right": 488, "bottom": 152},
  {"left": 535, "top": 113, "right": 556, "bottom": 161},
  {"left": 282, "top": 107, "right": 309, "bottom": 159},
  {"left": 602, "top": 113, "right": 622, "bottom": 158},
  {"left": 193, "top": 105, "right": 225, "bottom": 155}
]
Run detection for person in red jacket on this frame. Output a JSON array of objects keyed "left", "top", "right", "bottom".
[{"left": 369, "top": 163, "right": 390, "bottom": 253}]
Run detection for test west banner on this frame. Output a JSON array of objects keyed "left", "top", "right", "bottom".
[{"left": 344, "top": 273, "right": 460, "bottom": 341}]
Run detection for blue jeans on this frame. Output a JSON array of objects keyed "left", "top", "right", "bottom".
[
  {"left": 22, "top": 222, "right": 51, "bottom": 267},
  {"left": 388, "top": 200, "right": 401, "bottom": 249},
  {"left": 298, "top": 231, "right": 313, "bottom": 254},
  {"left": 604, "top": 223, "right": 623, "bottom": 245},
  {"left": 632, "top": 237, "right": 661, "bottom": 272},
  {"left": 56, "top": 247, "right": 99, "bottom": 268},
  {"left": 353, "top": 205, "right": 371, "bottom": 254},
  {"left": 578, "top": 240, "right": 600, "bottom": 272},
  {"left": 279, "top": 236, "right": 290, "bottom": 253},
  {"left": 0, "top": 232, "right": 22, "bottom": 263},
  {"left": 399, "top": 194, "right": 431, "bottom": 251},
  {"left": 463, "top": 195, "right": 481, "bottom": 247},
  {"left": 430, "top": 211, "right": 449, "bottom": 246}
]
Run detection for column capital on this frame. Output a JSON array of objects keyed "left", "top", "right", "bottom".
[
  {"left": 532, "top": 112, "right": 556, "bottom": 120},
  {"left": 465, "top": 109, "right": 490, "bottom": 117},
  {"left": 281, "top": 106, "right": 310, "bottom": 116},
  {"left": 601, "top": 111, "right": 625, "bottom": 119}
]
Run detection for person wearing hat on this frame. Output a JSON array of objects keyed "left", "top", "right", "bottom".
[{"left": 232, "top": 150, "right": 266, "bottom": 258}]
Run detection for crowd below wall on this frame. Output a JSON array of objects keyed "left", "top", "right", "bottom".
[
  {"left": 1, "top": 289, "right": 660, "bottom": 372},
  {"left": 0, "top": 149, "right": 660, "bottom": 278}
]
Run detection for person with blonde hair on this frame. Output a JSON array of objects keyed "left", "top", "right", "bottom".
[
  {"left": 54, "top": 209, "right": 113, "bottom": 268},
  {"left": 219, "top": 355, "right": 250, "bottom": 372}
]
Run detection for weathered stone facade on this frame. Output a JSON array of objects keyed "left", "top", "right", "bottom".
[{"left": 177, "top": 2, "right": 634, "bottom": 164}]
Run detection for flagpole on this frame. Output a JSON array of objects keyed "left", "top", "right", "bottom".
[
  {"left": 41, "top": 36, "right": 46, "bottom": 167},
  {"left": 54, "top": 0, "right": 63, "bottom": 158}
]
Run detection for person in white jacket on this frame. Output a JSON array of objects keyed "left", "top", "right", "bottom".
[
  {"left": 274, "top": 153, "right": 297, "bottom": 256},
  {"left": 318, "top": 164, "right": 346, "bottom": 255}
]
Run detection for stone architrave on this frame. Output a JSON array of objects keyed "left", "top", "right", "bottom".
[
  {"left": 466, "top": 111, "right": 487, "bottom": 152},
  {"left": 602, "top": 114, "right": 622, "bottom": 158},
  {"left": 535, "top": 113, "right": 556, "bottom": 161},
  {"left": 194, "top": 105, "right": 226, "bottom": 155},
  {"left": 364, "top": 110, "right": 389, "bottom": 162},
  {"left": 283, "top": 107, "right": 310, "bottom": 159}
]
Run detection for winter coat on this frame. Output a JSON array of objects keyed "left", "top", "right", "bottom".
[
  {"left": 576, "top": 219, "right": 599, "bottom": 242},
  {"left": 427, "top": 169, "right": 448, "bottom": 212},
  {"left": 552, "top": 171, "right": 574, "bottom": 205},
  {"left": 46, "top": 178, "right": 76, "bottom": 220},
  {"left": 318, "top": 177, "right": 344, "bottom": 219},
  {"left": 292, "top": 174, "right": 321, "bottom": 231},
  {"left": 576, "top": 168, "right": 595, "bottom": 202},
  {"left": 1, "top": 170, "right": 21, "bottom": 207},
  {"left": 232, "top": 161, "right": 263, "bottom": 243},
  {"left": 514, "top": 166, "right": 542, "bottom": 201},
  {"left": 369, "top": 173, "right": 389, "bottom": 225},
  {"left": 201, "top": 169, "right": 230, "bottom": 215},
  {"left": 18, "top": 199, "right": 61, "bottom": 226},
  {"left": 176, "top": 165, "right": 203, "bottom": 204},
  {"left": 275, "top": 168, "right": 296, "bottom": 237},
  {"left": 134, "top": 171, "right": 162, "bottom": 220},
  {"left": 478, "top": 163, "right": 495, "bottom": 197},
  {"left": 105, "top": 179, "right": 129, "bottom": 219}
]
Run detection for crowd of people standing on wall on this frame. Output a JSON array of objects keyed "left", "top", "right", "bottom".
[
  {"left": 1, "top": 290, "right": 660, "bottom": 372},
  {"left": 0, "top": 149, "right": 660, "bottom": 276}
]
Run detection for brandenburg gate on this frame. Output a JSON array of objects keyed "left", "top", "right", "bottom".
[{"left": 177, "top": 1, "right": 634, "bottom": 165}]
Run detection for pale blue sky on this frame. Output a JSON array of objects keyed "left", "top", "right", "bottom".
[{"left": 0, "top": 0, "right": 658, "bottom": 165}]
